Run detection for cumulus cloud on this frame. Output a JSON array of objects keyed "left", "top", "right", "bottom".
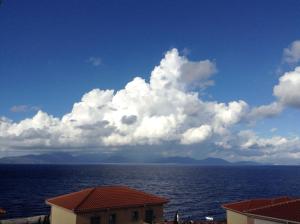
[
  {"left": 150, "top": 49, "right": 216, "bottom": 90},
  {"left": 273, "top": 67, "right": 300, "bottom": 108},
  {"left": 181, "top": 125, "right": 212, "bottom": 144},
  {"left": 283, "top": 40, "right": 300, "bottom": 64},
  {"left": 247, "top": 102, "right": 283, "bottom": 120},
  {"left": 0, "top": 49, "right": 244, "bottom": 150},
  {"left": 235, "top": 130, "right": 300, "bottom": 164},
  {"left": 1, "top": 48, "right": 300, "bottom": 164},
  {"left": 247, "top": 59, "right": 300, "bottom": 121},
  {"left": 180, "top": 59, "right": 217, "bottom": 88},
  {"left": 210, "top": 129, "right": 300, "bottom": 164},
  {"left": 121, "top": 115, "right": 137, "bottom": 125},
  {"left": 238, "top": 130, "right": 288, "bottom": 149}
]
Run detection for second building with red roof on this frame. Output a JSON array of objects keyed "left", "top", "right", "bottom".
[{"left": 222, "top": 196, "right": 300, "bottom": 224}]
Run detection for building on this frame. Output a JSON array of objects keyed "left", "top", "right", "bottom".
[
  {"left": 222, "top": 196, "right": 300, "bottom": 224},
  {"left": 0, "top": 208, "right": 6, "bottom": 216},
  {"left": 46, "top": 186, "right": 169, "bottom": 224}
]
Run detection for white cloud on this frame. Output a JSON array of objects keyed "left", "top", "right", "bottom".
[
  {"left": 283, "top": 40, "right": 300, "bottom": 64},
  {"left": 0, "top": 49, "right": 242, "bottom": 150},
  {"left": 273, "top": 67, "right": 300, "bottom": 108},
  {"left": 87, "top": 57, "right": 102, "bottom": 66},
  {"left": 181, "top": 125, "right": 212, "bottom": 144},
  {"left": 238, "top": 130, "right": 288, "bottom": 150},
  {"left": 235, "top": 130, "right": 300, "bottom": 164},
  {"left": 247, "top": 102, "right": 283, "bottom": 120},
  {"left": 1, "top": 48, "right": 300, "bottom": 164},
  {"left": 121, "top": 115, "right": 137, "bottom": 125},
  {"left": 270, "top": 128, "right": 277, "bottom": 133},
  {"left": 10, "top": 105, "right": 40, "bottom": 113},
  {"left": 150, "top": 48, "right": 216, "bottom": 90},
  {"left": 245, "top": 41, "right": 300, "bottom": 120},
  {"left": 180, "top": 59, "right": 217, "bottom": 88},
  {"left": 213, "top": 101, "right": 248, "bottom": 127}
]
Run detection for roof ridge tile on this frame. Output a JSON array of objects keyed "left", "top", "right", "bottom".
[{"left": 74, "top": 187, "right": 96, "bottom": 212}]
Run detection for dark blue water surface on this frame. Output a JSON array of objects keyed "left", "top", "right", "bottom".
[{"left": 1, "top": 165, "right": 300, "bottom": 221}]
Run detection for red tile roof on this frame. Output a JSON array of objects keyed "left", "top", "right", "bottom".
[
  {"left": 46, "top": 186, "right": 169, "bottom": 213},
  {"left": 222, "top": 196, "right": 291, "bottom": 213},
  {"left": 165, "top": 222, "right": 226, "bottom": 224},
  {"left": 247, "top": 199, "right": 300, "bottom": 223}
]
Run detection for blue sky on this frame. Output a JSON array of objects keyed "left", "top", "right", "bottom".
[{"left": 1, "top": 0, "right": 300, "bottom": 163}]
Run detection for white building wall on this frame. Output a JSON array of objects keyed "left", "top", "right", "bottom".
[
  {"left": 51, "top": 205, "right": 77, "bottom": 224},
  {"left": 226, "top": 210, "right": 248, "bottom": 224},
  {"left": 254, "top": 218, "right": 282, "bottom": 224}
]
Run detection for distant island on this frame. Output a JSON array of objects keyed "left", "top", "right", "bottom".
[{"left": 0, "top": 152, "right": 261, "bottom": 165}]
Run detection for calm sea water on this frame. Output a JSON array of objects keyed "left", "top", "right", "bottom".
[{"left": 1, "top": 165, "right": 300, "bottom": 221}]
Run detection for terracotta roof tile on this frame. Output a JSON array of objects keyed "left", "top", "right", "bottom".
[
  {"left": 222, "top": 196, "right": 292, "bottom": 213},
  {"left": 46, "top": 186, "right": 168, "bottom": 213},
  {"left": 165, "top": 221, "right": 226, "bottom": 224},
  {"left": 247, "top": 199, "right": 300, "bottom": 223}
]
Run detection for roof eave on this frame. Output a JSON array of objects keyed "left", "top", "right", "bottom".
[
  {"left": 246, "top": 212, "right": 300, "bottom": 224},
  {"left": 74, "top": 202, "right": 168, "bottom": 214},
  {"left": 222, "top": 207, "right": 246, "bottom": 215},
  {"left": 46, "top": 201, "right": 77, "bottom": 214}
]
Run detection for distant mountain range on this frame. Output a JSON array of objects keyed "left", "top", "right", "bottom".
[{"left": 0, "top": 152, "right": 261, "bottom": 165}]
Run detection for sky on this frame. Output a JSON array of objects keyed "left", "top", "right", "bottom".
[{"left": 1, "top": 0, "right": 300, "bottom": 164}]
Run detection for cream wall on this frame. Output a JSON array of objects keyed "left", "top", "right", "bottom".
[
  {"left": 50, "top": 205, "right": 77, "bottom": 224},
  {"left": 254, "top": 218, "right": 282, "bottom": 224},
  {"left": 50, "top": 204, "right": 165, "bottom": 224},
  {"left": 77, "top": 205, "right": 164, "bottom": 224},
  {"left": 226, "top": 210, "right": 286, "bottom": 224},
  {"left": 226, "top": 210, "right": 248, "bottom": 224}
]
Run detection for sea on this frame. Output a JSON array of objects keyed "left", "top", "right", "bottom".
[{"left": 1, "top": 164, "right": 300, "bottom": 221}]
